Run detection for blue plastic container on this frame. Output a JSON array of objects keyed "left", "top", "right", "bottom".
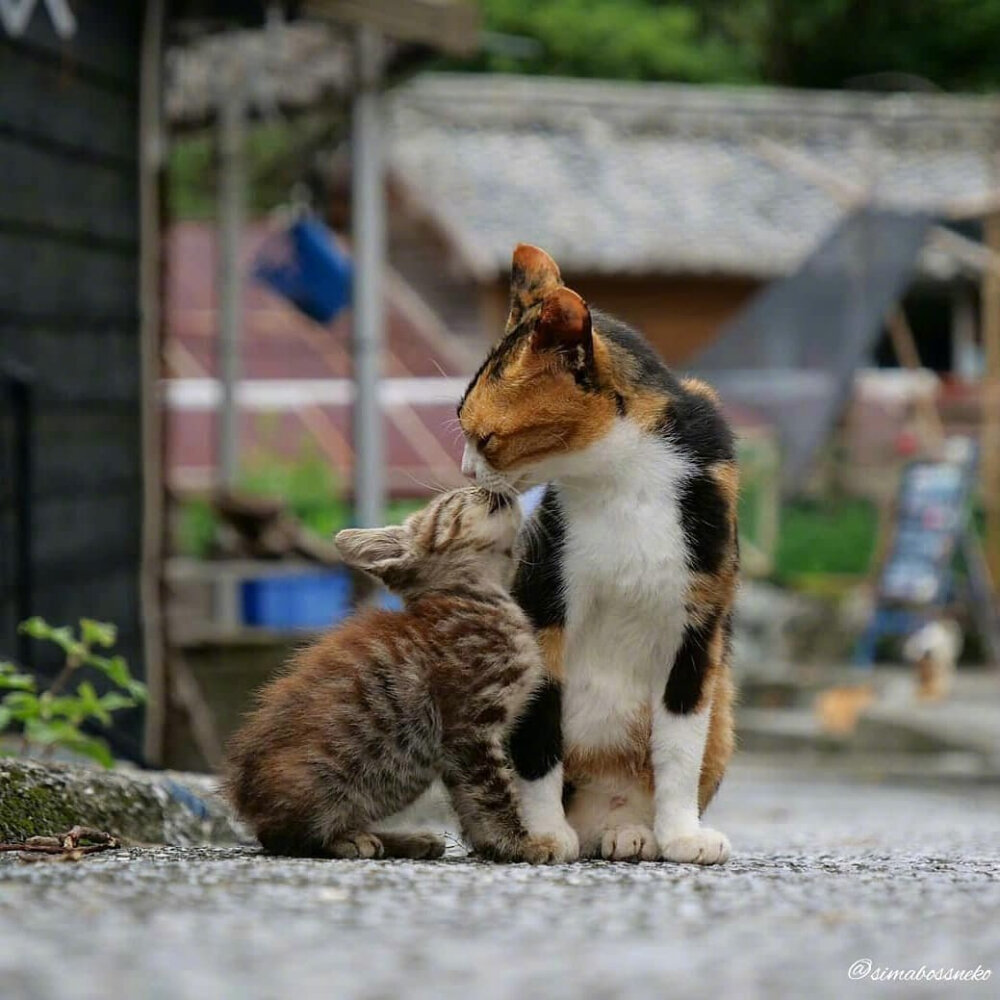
[
  {"left": 253, "top": 218, "right": 353, "bottom": 325},
  {"left": 241, "top": 570, "right": 405, "bottom": 629},
  {"left": 241, "top": 570, "right": 353, "bottom": 629}
]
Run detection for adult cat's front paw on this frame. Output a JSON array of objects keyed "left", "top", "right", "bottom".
[
  {"left": 519, "top": 820, "right": 579, "bottom": 864},
  {"left": 600, "top": 824, "right": 658, "bottom": 861},
  {"left": 520, "top": 832, "right": 576, "bottom": 864},
  {"left": 659, "top": 827, "right": 730, "bottom": 865}
]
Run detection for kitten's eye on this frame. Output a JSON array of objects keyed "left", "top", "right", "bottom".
[{"left": 477, "top": 432, "right": 496, "bottom": 452}]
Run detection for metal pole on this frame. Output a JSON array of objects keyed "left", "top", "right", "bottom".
[
  {"left": 350, "top": 25, "right": 386, "bottom": 529},
  {"left": 216, "top": 82, "right": 245, "bottom": 489}
]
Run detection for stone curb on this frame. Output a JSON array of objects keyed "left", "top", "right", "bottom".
[{"left": 0, "top": 758, "right": 246, "bottom": 845}]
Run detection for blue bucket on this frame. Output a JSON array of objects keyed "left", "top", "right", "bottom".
[
  {"left": 253, "top": 218, "right": 352, "bottom": 325},
  {"left": 241, "top": 570, "right": 353, "bottom": 629},
  {"left": 241, "top": 570, "right": 404, "bottom": 629}
]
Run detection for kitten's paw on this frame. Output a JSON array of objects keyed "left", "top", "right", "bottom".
[
  {"left": 327, "top": 832, "right": 384, "bottom": 860},
  {"left": 375, "top": 832, "right": 446, "bottom": 860},
  {"left": 659, "top": 827, "right": 730, "bottom": 866},
  {"left": 600, "top": 825, "right": 658, "bottom": 862}
]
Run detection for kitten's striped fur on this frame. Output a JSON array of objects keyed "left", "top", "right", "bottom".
[
  {"left": 458, "top": 245, "right": 738, "bottom": 864},
  {"left": 225, "top": 487, "right": 578, "bottom": 863}
]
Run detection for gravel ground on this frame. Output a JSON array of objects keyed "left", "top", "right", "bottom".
[{"left": 2, "top": 758, "right": 998, "bottom": 1000}]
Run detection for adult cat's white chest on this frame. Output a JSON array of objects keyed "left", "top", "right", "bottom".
[{"left": 555, "top": 422, "right": 694, "bottom": 751}]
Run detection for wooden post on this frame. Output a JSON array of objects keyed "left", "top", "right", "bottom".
[
  {"left": 982, "top": 212, "right": 1000, "bottom": 586},
  {"left": 139, "top": 0, "right": 167, "bottom": 765},
  {"left": 886, "top": 307, "right": 946, "bottom": 455}
]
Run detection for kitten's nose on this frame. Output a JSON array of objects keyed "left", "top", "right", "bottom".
[{"left": 461, "top": 442, "right": 477, "bottom": 478}]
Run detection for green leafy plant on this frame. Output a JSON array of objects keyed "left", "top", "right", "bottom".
[
  {"left": 175, "top": 439, "right": 425, "bottom": 559},
  {"left": 0, "top": 618, "right": 147, "bottom": 768}
]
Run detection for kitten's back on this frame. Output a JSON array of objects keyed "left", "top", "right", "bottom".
[{"left": 225, "top": 608, "right": 442, "bottom": 853}]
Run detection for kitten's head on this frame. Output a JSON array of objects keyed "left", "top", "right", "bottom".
[
  {"left": 334, "top": 486, "right": 522, "bottom": 598},
  {"left": 457, "top": 244, "right": 620, "bottom": 494}
]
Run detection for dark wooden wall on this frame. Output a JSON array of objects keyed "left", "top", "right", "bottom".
[{"left": 0, "top": 3, "right": 146, "bottom": 758}]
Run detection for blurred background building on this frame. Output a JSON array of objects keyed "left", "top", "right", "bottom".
[{"left": 2, "top": 0, "right": 1000, "bottom": 771}]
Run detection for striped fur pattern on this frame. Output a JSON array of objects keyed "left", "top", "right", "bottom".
[
  {"left": 225, "top": 487, "right": 577, "bottom": 863},
  {"left": 458, "top": 245, "right": 739, "bottom": 865}
]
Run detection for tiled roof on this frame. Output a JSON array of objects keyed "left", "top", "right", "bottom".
[{"left": 389, "top": 74, "right": 1000, "bottom": 279}]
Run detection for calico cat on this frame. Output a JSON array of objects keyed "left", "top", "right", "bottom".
[
  {"left": 458, "top": 245, "right": 738, "bottom": 865},
  {"left": 225, "top": 486, "right": 578, "bottom": 864}
]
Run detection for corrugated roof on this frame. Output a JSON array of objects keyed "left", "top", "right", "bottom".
[{"left": 389, "top": 74, "right": 1000, "bottom": 279}]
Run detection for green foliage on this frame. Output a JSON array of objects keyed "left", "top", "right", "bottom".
[
  {"left": 459, "top": 0, "right": 752, "bottom": 82},
  {"left": 240, "top": 444, "right": 348, "bottom": 538},
  {"left": 739, "top": 0, "right": 1000, "bottom": 91},
  {"left": 0, "top": 618, "right": 147, "bottom": 768},
  {"left": 774, "top": 498, "right": 879, "bottom": 581},
  {"left": 175, "top": 444, "right": 425, "bottom": 559},
  {"left": 448, "top": 0, "right": 1000, "bottom": 91},
  {"left": 169, "top": 114, "right": 340, "bottom": 220}
]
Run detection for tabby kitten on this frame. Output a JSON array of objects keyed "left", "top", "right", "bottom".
[
  {"left": 225, "top": 486, "right": 578, "bottom": 864},
  {"left": 458, "top": 245, "right": 738, "bottom": 865}
]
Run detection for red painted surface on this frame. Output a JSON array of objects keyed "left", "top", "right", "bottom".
[{"left": 165, "top": 222, "right": 470, "bottom": 496}]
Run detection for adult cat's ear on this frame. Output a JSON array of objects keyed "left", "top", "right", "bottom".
[
  {"left": 507, "top": 243, "right": 562, "bottom": 332},
  {"left": 531, "top": 287, "right": 593, "bottom": 367},
  {"left": 335, "top": 526, "right": 410, "bottom": 581}
]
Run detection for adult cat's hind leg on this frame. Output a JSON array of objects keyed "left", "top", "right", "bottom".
[
  {"left": 372, "top": 832, "right": 446, "bottom": 859},
  {"left": 565, "top": 778, "right": 657, "bottom": 861}
]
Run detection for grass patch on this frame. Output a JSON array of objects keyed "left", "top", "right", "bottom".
[{"left": 774, "top": 498, "right": 879, "bottom": 582}]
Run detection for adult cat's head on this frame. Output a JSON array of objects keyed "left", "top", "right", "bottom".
[{"left": 458, "top": 244, "right": 662, "bottom": 495}]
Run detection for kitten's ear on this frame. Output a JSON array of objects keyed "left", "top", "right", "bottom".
[
  {"left": 507, "top": 243, "right": 563, "bottom": 332},
  {"left": 335, "top": 526, "right": 410, "bottom": 580},
  {"left": 531, "top": 287, "right": 593, "bottom": 366}
]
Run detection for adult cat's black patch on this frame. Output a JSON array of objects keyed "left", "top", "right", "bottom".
[
  {"left": 664, "top": 614, "right": 720, "bottom": 715},
  {"left": 512, "top": 487, "right": 567, "bottom": 628},
  {"left": 659, "top": 389, "right": 735, "bottom": 467},
  {"left": 594, "top": 310, "right": 680, "bottom": 395},
  {"left": 678, "top": 472, "right": 730, "bottom": 574},
  {"left": 507, "top": 677, "right": 563, "bottom": 781}
]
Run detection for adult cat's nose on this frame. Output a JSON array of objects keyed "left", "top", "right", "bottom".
[{"left": 461, "top": 441, "right": 478, "bottom": 478}]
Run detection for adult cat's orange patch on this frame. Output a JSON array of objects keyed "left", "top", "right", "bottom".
[
  {"left": 700, "top": 666, "right": 735, "bottom": 813},
  {"left": 460, "top": 339, "right": 618, "bottom": 474},
  {"left": 680, "top": 376, "right": 721, "bottom": 404},
  {"left": 564, "top": 706, "right": 654, "bottom": 794},
  {"left": 536, "top": 625, "right": 566, "bottom": 681},
  {"left": 710, "top": 459, "right": 740, "bottom": 509}
]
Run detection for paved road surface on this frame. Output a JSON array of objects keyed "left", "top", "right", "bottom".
[{"left": 2, "top": 759, "right": 998, "bottom": 1000}]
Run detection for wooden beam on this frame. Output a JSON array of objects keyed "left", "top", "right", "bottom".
[
  {"left": 305, "top": 0, "right": 480, "bottom": 55},
  {"left": 886, "top": 308, "right": 946, "bottom": 457},
  {"left": 982, "top": 211, "right": 1000, "bottom": 586},
  {"left": 755, "top": 137, "right": 1000, "bottom": 279}
]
